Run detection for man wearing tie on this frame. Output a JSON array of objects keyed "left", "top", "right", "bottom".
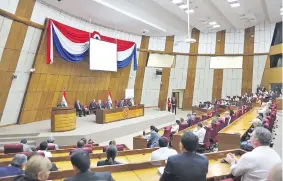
[
  {"left": 74, "top": 100, "right": 86, "bottom": 117},
  {"left": 89, "top": 99, "right": 97, "bottom": 114}
]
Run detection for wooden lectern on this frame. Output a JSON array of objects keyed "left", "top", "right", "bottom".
[{"left": 51, "top": 107, "right": 76, "bottom": 132}]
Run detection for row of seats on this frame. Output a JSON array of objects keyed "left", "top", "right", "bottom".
[{"left": 3, "top": 142, "right": 127, "bottom": 155}]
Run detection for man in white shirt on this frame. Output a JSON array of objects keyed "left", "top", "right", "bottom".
[
  {"left": 193, "top": 123, "right": 206, "bottom": 146},
  {"left": 225, "top": 127, "right": 281, "bottom": 181},
  {"left": 151, "top": 137, "right": 177, "bottom": 161},
  {"left": 171, "top": 120, "right": 181, "bottom": 133},
  {"left": 37, "top": 141, "right": 52, "bottom": 158}
]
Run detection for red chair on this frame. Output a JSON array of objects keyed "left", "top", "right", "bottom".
[
  {"left": 219, "top": 118, "right": 226, "bottom": 130},
  {"left": 4, "top": 144, "right": 23, "bottom": 154},
  {"left": 102, "top": 144, "right": 125, "bottom": 152},
  {"left": 70, "top": 147, "right": 92, "bottom": 154},
  {"left": 47, "top": 144, "right": 56, "bottom": 150},
  {"left": 211, "top": 122, "right": 220, "bottom": 143},
  {"left": 202, "top": 114, "right": 208, "bottom": 121},
  {"left": 264, "top": 122, "right": 270, "bottom": 130},
  {"left": 230, "top": 115, "right": 237, "bottom": 123},
  {"left": 84, "top": 144, "right": 92, "bottom": 148},
  {"left": 162, "top": 126, "right": 172, "bottom": 140},
  {"left": 195, "top": 116, "right": 201, "bottom": 123},
  {"left": 179, "top": 123, "right": 188, "bottom": 131}
]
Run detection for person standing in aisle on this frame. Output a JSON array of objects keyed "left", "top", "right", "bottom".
[
  {"left": 171, "top": 97, "right": 177, "bottom": 115},
  {"left": 167, "top": 98, "right": 171, "bottom": 112}
]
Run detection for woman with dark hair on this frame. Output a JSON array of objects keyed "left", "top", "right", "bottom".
[{"left": 97, "top": 146, "right": 121, "bottom": 166}]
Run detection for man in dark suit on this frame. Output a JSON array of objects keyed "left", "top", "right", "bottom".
[
  {"left": 74, "top": 100, "right": 86, "bottom": 117},
  {"left": 89, "top": 99, "right": 97, "bottom": 114},
  {"left": 64, "top": 150, "right": 114, "bottom": 181},
  {"left": 171, "top": 97, "right": 177, "bottom": 115},
  {"left": 160, "top": 131, "right": 208, "bottom": 181},
  {"left": 0, "top": 154, "right": 27, "bottom": 177}
]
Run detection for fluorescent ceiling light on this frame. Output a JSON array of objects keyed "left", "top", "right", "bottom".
[
  {"left": 186, "top": 9, "right": 194, "bottom": 14},
  {"left": 281, "top": 11, "right": 283, "bottom": 15},
  {"left": 230, "top": 3, "right": 240, "bottom": 8},
  {"left": 209, "top": 21, "right": 217, "bottom": 25},
  {"left": 227, "top": 0, "right": 238, "bottom": 2},
  {"left": 172, "top": 0, "right": 183, "bottom": 4},
  {"left": 92, "top": 0, "right": 166, "bottom": 32},
  {"left": 179, "top": 4, "right": 188, "bottom": 9},
  {"left": 213, "top": 25, "right": 220, "bottom": 28}
]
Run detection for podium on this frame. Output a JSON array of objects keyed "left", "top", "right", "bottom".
[{"left": 51, "top": 107, "right": 76, "bottom": 132}]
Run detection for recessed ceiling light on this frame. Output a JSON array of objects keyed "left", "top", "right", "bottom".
[
  {"left": 227, "top": 0, "right": 238, "bottom": 2},
  {"left": 186, "top": 9, "right": 194, "bottom": 13},
  {"left": 281, "top": 11, "right": 283, "bottom": 15},
  {"left": 213, "top": 25, "right": 220, "bottom": 28},
  {"left": 280, "top": 7, "right": 283, "bottom": 11},
  {"left": 209, "top": 21, "right": 217, "bottom": 25},
  {"left": 172, "top": 0, "right": 183, "bottom": 4},
  {"left": 179, "top": 4, "right": 188, "bottom": 9},
  {"left": 230, "top": 3, "right": 240, "bottom": 8}
]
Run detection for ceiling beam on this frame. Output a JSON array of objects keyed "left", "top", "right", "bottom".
[
  {"left": 202, "top": 0, "right": 236, "bottom": 29},
  {"left": 261, "top": 0, "right": 271, "bottom": 22}
]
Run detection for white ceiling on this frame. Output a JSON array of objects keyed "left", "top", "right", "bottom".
[{"left": 40, "top": 0, "right": 282, "bottom": 36}]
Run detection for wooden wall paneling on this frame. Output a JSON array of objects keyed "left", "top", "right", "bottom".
[
  {"left": 0, "top": 0, "right": 36, "bottom": 123},
  {"left": 261, "top": 22, "right": 282, "bottom": 89},
  {"left": 212, "top": 31, "right": 226, "bottom": 100},
  {"left": 241, "top": 27, "right": 255, "bottom": 95},
  {"left": 134, "top": 36, "right": 149, "bottom": 104},
  {"left": 183, "top": 29, "right": 200, "bottom": 109},
  {"left": 158, "top": 36, "right": 174, "bottom": 110}
]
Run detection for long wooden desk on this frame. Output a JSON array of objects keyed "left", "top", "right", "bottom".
[
  {"left": 96, "top": 105, "right": 144, "bottom": 124},
  {"left": 133, "top": 129, "right": 165, "bottom": 150},
  {"left": 192, "top": 106, "right": 214, "bottom": 114},
  {"left": 0, "top": 149, "right": 245, "bottom": 181},
  {"left": 217, "top": 108, "right": 258, "bottom": 151},
  {"left": 0, "top": 145, "right": 130, "bottom": 166},
  {"left": 171, "top": 112, "right": 227, "bottom": 152}
]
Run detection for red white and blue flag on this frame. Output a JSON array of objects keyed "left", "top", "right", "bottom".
[
  {"left": 47, "top": 19, "right": 137, "bottom": 70},
  {"left": 108, "top": 91, "right": 112, "bottom": 108},
  {"left": 62, "top": 89, "right": 68, "bottom": 106}
]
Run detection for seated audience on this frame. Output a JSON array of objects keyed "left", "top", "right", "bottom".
[
  {"left": 37, "top": 141, "right": 52, "bottom": 158},
  {"left": 74, "top": 100, "right": 86, "bottom": 117},
  {"left": 147, "top": 126, "right": 160, "bottom": 148},
  {"left": 171, "top": 120, "right": 181, "bottom": 134},
  {"left": 97, "top": 146, "right": 121, "bottom": 166},
  {"left": 14, "top": 155, "right": 52, "bottom": 181},
  {"left": 20, "top": 139, "right": 33, "bottom": 152},
  {"left": 65, "top": 151, "right": 114, "bottom": 181},
  {"left": 27, "top": 152, "right": 58, "bottom": 172},
  {"left": 199, "top": 102, "right": 204, "bottom": 108},
  {"left": 224, "top": 111, "right": 231, "bottom": 125},
  {"left": 0, "top": 154, "right": 27, "bottom": 177},
  {"left": 193, "top": 123, "right": 206, "bottom": 147},
  {"left": 151, "top": 137, "right": 177, "bottom": 161},
  {"left": 109, "top": 140, "right": 116, "bottom": 147},
  {"left": 240, "top": 118, "right": 263, "bottom": 150},
  {"left": 267, "top": 162, "right": 282, "bottom": 181},
  {"left": 186, "top": 114, "right": 192, "bottom": 126},
  {"left": 81, "top": 138, "right": 87, "bottom": 145},
  {"left": 83, "top": 105, "right": 90, "bottom": 115},
  {"left": 89, "top": 99, "right": 97, "bottom": 113},
  {"left": 77, "top": 140, "right": 86, "bottom": 148},
  {"left": 180, "top": 118, "right": 185, "bottom": 123},
  {"left": 229, "top": 109, "right": 235, "bottom": 116},
  {"left": 211, "top": 117, "right": 218, "bottom": 124},
  {"left": 47, "top": 136, "right": 59, "bottom": 150},
  {"left": 160, "top": 131, "right": 208, "bottom": 181},
  {"left": 225, "top": 127, "right": 281, "bottom": 181}
]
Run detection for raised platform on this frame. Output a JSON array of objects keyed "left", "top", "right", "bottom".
[{"left": 0, "top": 108, "right": 175, "bottom": 149}]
